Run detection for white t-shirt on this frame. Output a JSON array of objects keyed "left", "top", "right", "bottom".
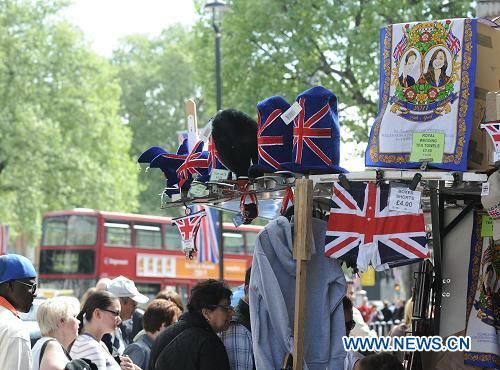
[
  {"left": 32, "top": 337, "right": 71, "bottom": 370},
  {"left": 0, "top": 305, "right": 32, "bottom": 370},
  {"left": 70, "top": 333, "right": 121, "bottom": 370}
]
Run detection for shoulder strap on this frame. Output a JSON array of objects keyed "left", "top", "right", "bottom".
[{"left": 39, "top": 338, "right": 57, "bottom": 366}]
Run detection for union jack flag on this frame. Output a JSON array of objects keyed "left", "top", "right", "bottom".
[
  {"left": 393, "top": 35, "right": 408, "bottom": 61},
  {"left": 482, "top": 121, "right": 500, "bottom": 152},
  {"left": 0, "top": 224, "right": 9, "bottom": 255},
  {"left": 172, "top": 211, "right": 206, "bottom": 254},
  {"left": 324, "top": 182, "right": 429, "bottom": 272},
  {"left": 208, "top": 136, "right": 227, "bottom": 173},
  {"left": 176, "top": 141, "right": 209, "bottom": 188},
  {"left": 195, "top": 206, "right": 220, "bottom": 264},
  {"left": 257, "top": 108, "right": 285, "bottom": 170},
  {"left": 292, "top": 97, "right": 332, "bottom": 166},
  {"left": 446, "top": 31, "right": 461, "bottom": 55}
]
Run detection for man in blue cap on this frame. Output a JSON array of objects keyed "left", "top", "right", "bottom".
[{"left": 0, "top": 254, "right": 38, "bottom": 370}]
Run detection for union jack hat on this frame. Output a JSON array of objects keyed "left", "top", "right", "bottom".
[
  {"left": 176, "top": 140, "right": 210, "bottom": 189},
  {"left": 282, "top": 86, "right": 346, "bottom": 174},
  {"left": 138, "top": 145, "right": 182, "bottom": 197},
  {"left": 248, "top": 96, "right": 293, "bottom": 175},
  {"left": 148, "top": 140, "right": 189, "bottom": 187},
  {"left": 138, "top": 146, "right": 168, "bottom": 164}
]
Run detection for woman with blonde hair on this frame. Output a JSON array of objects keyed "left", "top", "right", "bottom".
[{"left": 32, "top": 297, "right": 81, "bottom": 370}]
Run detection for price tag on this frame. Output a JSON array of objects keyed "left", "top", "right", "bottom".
[
  {"left": 481, "top": 182, "right": 490, "bottom": 196},
  {"left": 189, "top": 183, "right": 209, "bottom": 198},
  {"left": 409, "top": 132, "right": 445, "bottom": 163},
  {"left": 281, "top": 102, "right": 302, "bottom": 125},
  {"left": 232, "top": 213, "right": 244, "bottom": 227},
  {"left": 171, "top": 193, "right": 181, "bottom": 202},
  {"left": 181, "top": 239, "right": 194, "bottom": 252},
  {"left": 388, "top": 186, "right": 422, "bottom": 214},
  {"left": 481, "top": 215, "right": 493, "bottom": 237},
  {"left": 210, "top": 169, "right": 230, "bottom": 182}
]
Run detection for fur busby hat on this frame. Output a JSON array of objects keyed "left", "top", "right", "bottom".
[{"left": 211, "top": 109, "right": 258, "bottom": 177}]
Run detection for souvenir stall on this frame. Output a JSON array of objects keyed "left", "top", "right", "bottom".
[{"left": 138, "top": 17, "right": 499, "bottom": 370}]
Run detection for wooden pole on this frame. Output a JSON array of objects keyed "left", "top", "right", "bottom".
[
  {"left": 185, "top": 99, "right": 198, "bottom": 151},
  {"left": 292, "top": 178, "right": 313, "bottom": 370}
]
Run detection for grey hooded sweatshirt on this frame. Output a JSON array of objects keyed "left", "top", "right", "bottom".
[{"left": 249, "top": 216, "right": 346, "bottom": 370}]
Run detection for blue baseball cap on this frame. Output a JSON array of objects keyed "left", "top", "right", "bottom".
[{"left": 0, "top": 254, "right": 37, "bottom": 284}]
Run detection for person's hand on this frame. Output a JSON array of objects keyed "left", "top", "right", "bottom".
[{"left": 119, "top": 355, "right": 140, "bottom": 370}]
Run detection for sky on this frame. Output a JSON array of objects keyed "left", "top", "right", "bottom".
[
  {"left": 64, "top": 0, "right": 366, "bottom": 170},
  {"left": 64, "top": 0, "right": 196, "bottom": 57}
]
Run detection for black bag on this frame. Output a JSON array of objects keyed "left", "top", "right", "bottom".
[
  {"left": 64, "top": 359, "right": 96, "bottom": 370},
  {"left": 39, "top": 338, "right": 97, "bottom": 370}
]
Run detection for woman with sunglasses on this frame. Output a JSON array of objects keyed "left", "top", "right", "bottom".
[
  {"left": 70, "top": 290, "right": 140, "bottom": 370},
  {"left": 150, "top": 279, "right": 233, "bottom": 370}
]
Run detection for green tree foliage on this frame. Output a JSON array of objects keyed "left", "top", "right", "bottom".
[
  {"left": 113, "top": 26, "right": 207, "bottom": 215},
  {"left": 193, "top": 0, "right": 474, "bottom": 142},
  {"left": 0, "top": 0, "right": 139, "bottom": 246}
]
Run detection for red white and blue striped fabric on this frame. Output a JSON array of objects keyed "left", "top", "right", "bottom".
[{"left": 195, "top": 206, "right": 220, "bottom": 264}]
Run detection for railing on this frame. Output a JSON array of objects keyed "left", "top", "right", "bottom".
[{"left": 369, "top": 320, "right": 401, "bottom": 336}]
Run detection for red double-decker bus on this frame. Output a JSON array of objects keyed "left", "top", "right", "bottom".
[{"left": 38, "top": 209, "right": 261, "bottom": 301}]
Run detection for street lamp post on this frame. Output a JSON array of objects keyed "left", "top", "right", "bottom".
[
  {"left": 205, "top": 0, "right": 228, "bottom": 111},
  {"left": 205, "top": 0, "right": 229, "bottom": 282}
]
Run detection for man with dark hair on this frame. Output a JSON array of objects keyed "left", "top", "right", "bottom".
[
  {"left": 149, "top": 279, "right": 233, "bottom": 370},
  {"left": 104, "top": 275, "right": 149, "bottom": 355},
  {"left": 124, "top": 299, "right": 181, "bottom": 370},
  {"left": 220, "top": 267, "right": 254, "bottom": 370},
  {"left": 0, "top": 254, "right": 37, "bottom": 370}
]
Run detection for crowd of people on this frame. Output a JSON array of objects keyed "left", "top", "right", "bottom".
[
  {"left": 0, "top": 254, "right": 406, "bottom": 370},
  {"left": 356, "top": 297, "right": 408, "bottom": 325}
]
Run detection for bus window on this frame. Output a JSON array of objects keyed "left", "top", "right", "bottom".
[
  {"left": 42, "top": 215, "right": 97, "bottom": 246},
  {"left": 134, "top": 282, "right": 162, "bottom": 300},
  {"left": 165, "top": 224, "right": 182, "bottom": 251},
  {"left": 223, "top": 231, "right": 245, "bottom": 255},
  {"left": 134, "top": 224, "right": 162, "bottom": 249},
  {"left": 245, "top": 231, "right": 258, "bottom": 255},
  {"left": 105, "top": 221, "right": 132, "bottom": 246},
  {"left": 40, "top": 249, "right": 95, "bottom": 274}
]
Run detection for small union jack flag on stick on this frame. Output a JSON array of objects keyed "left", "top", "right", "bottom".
[
  {"left": 324, "top": 182, "right": 429, "bottom": 272},
  {"left": 393, "top": 35, "right": 408, "bottom": 61},
  {"left": 176, "top": 141, "right": 210, "bottom": 189},
  {"left": 446, "top": 30, "right": 461, "bottom": 56}
]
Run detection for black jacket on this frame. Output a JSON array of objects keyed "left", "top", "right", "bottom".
[{"left": 150, "top": 311, "right": 230, "bottom": 370}]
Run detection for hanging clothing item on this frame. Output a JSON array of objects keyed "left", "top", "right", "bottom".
[
  {"left": 325, "top": 182, "right": 429, "bottom": 272},
  {"left": 249, "top": 216, "right": 346, "bottom": 370},
  {"left": 365, "top": 18, "right": 477, "bottom": 171},
  {"left": 464, "top": 214, "right": 499, "bottom": 368}
]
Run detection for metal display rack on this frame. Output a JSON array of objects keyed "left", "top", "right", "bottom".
[{"left": 162, "top": 168, "right": 489, "bottom": 370}]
